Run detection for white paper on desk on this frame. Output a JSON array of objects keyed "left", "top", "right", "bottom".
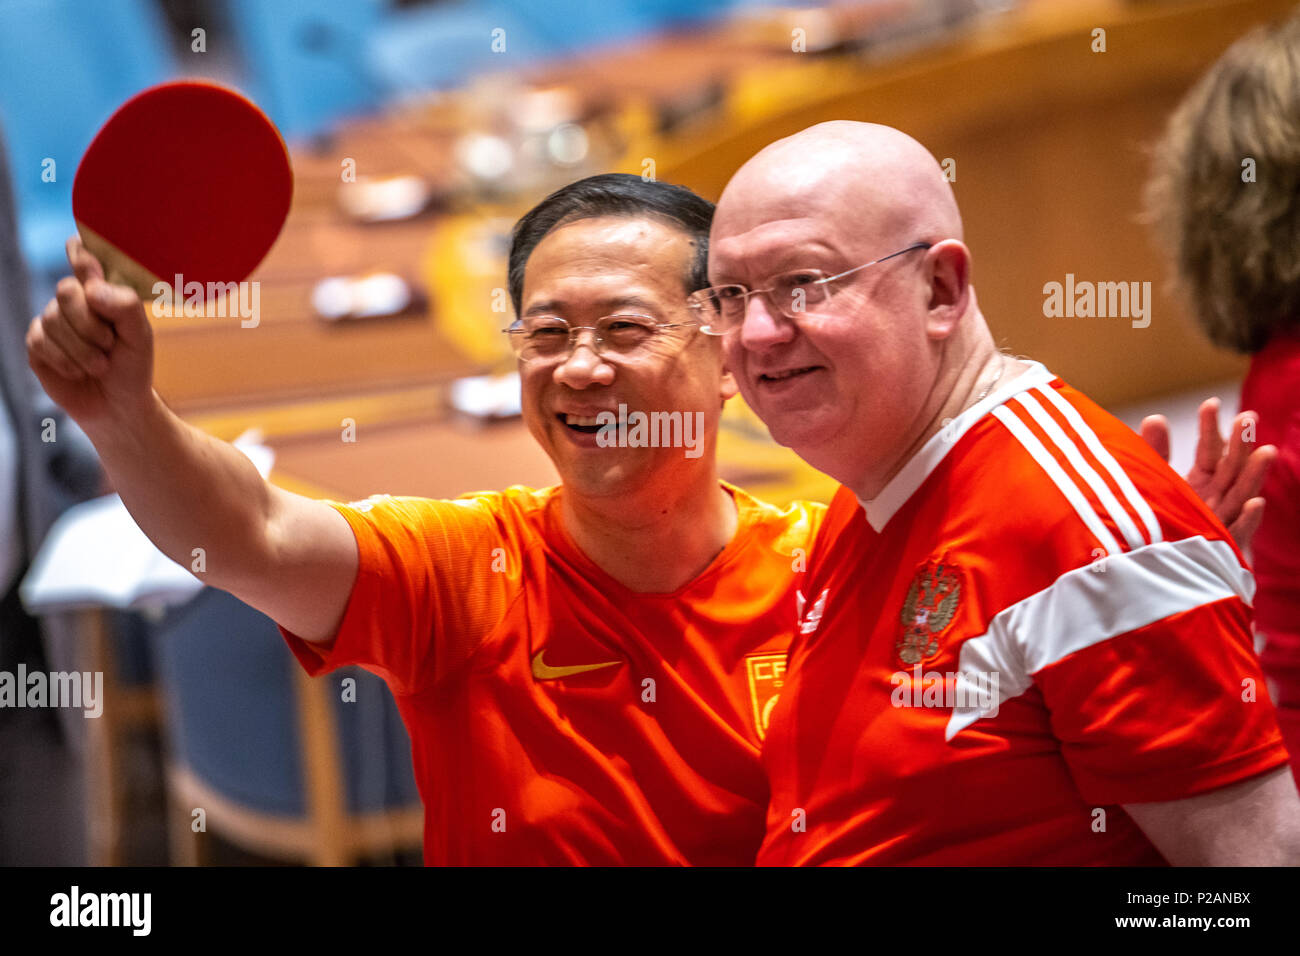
[
  {"left": 449, "top": 371, "right": 521, "bottom": 419},
  {"left": 18, "top": 432, "right": 274, "bottom": 614}
]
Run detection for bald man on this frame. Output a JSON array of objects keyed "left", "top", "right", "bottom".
[{"left": 698, "top": 121, "right": 1300, "bottom": 865}]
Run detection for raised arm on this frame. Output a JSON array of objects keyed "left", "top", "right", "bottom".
[{"left": 26, "top": 237, "right": 356, "bottom": 644}]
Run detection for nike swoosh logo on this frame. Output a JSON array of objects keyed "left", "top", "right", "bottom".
[{"left": 531, "top": 650, "right": 621, "bottom": 681}]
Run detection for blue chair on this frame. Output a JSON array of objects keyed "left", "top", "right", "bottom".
[
  {"left": 361, "top": 1, "right": 726, "bottom": 98},
  {"left": 228, "top": 0, "right": 554, "bottom": 123},
  {"left": 151, "top": 587, "right": 422, "bottom": 865},
  {"left": 363, "top": 3, "right": 556, "bottom": 98},
  {"left": 0, "top": 0, "right": 174, "bottom": 288},
  {"left": 226, "top": 0, "right": 389, "bottom": 139},
  {"left": 227, "top": 0, "right": 741, "bottom": 135},
  {"left": 82, "top": 608, "right": 162, "bottom": 866}
]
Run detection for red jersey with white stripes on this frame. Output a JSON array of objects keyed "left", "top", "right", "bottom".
[{"left": 758, "top": 362, "right": 1289, "bottom": 866}]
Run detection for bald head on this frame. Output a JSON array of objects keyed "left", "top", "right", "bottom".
[
  {"left": 712, "top": 121, "right": 962, "bottom": 258},
  {"left": 711, "top": 121, "right": 999, "bottom": 494}
]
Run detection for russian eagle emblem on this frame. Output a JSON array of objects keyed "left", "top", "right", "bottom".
[{"left": 897, "top": 560, "right": 962, "bottom": 666}]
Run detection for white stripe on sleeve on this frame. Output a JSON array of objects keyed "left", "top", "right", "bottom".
[{"left": 944, "top": 535, "right": 1253, "bottom": 740}]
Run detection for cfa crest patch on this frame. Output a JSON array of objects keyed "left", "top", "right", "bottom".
[
  {"left": 897, "top": 558, "right": 962, "bottom": 667},
  {"left": 744, "top": 652, "right": 786, "bottom": 741}
]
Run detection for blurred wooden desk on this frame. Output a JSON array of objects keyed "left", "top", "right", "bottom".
[{"left": 267, "top": 415, "right": 559, "bottom": 502}]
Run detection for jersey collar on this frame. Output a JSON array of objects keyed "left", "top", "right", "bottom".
[{"left": 857, "top": 361, "right": 1056, "bottom": 532}]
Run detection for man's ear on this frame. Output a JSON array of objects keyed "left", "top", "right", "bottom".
[
  {"left": 925, "top": 240, "right": 971, "bottom": 340},
  {"left": 721, "top": 367, "right": 739, "bottom": 403}
]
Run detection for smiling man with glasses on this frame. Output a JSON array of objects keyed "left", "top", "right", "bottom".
[
  {"left": 276, "top": 176, "right": 816, "bottom": 865},
  {"left": 704, "top": 120, "right": 1300, "bottom": 866},
  {"left": 30, "top": 173, "right": 830, "bottom": 866}
]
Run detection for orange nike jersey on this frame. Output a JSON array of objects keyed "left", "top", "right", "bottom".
[
  {"left": 758, "top": 363, "right": 1290, "bottom": 866},
  {"left": 279, "top": 482, "right": 823, "bottom": 865}
]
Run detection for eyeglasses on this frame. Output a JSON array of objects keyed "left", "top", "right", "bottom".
[
  {"left": 687, "top": 241, "right": 933, "bottom": 334},
  {"left": 502, "top": 312, "right": 698, "bottom": 363}
]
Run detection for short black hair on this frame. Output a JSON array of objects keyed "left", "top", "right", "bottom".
[{"left": 507, "top": 173, "right": 714, "bottom": 317}]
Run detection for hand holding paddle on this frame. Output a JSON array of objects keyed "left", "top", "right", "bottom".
[
  {"left": 24, "top": 83, "right": 357, "bottom": 653},
  {"left": 27, "top": 81, "right": 292, "bottom": 432},
  {"left": 26, "top": 237, "right": 156, "bottom": 431}
]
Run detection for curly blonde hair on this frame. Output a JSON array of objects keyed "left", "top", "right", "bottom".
[{"left": 1145, "top": 12, "right": 1300, "bottom": 354}]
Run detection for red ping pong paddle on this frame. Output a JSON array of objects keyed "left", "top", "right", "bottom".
[{"left": 72, "top": 80, "right": 293, "bottom": 305}]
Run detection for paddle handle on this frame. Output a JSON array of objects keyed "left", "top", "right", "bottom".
[{"left": 76, "top": 222, "right": 164, "bottom": 303}]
